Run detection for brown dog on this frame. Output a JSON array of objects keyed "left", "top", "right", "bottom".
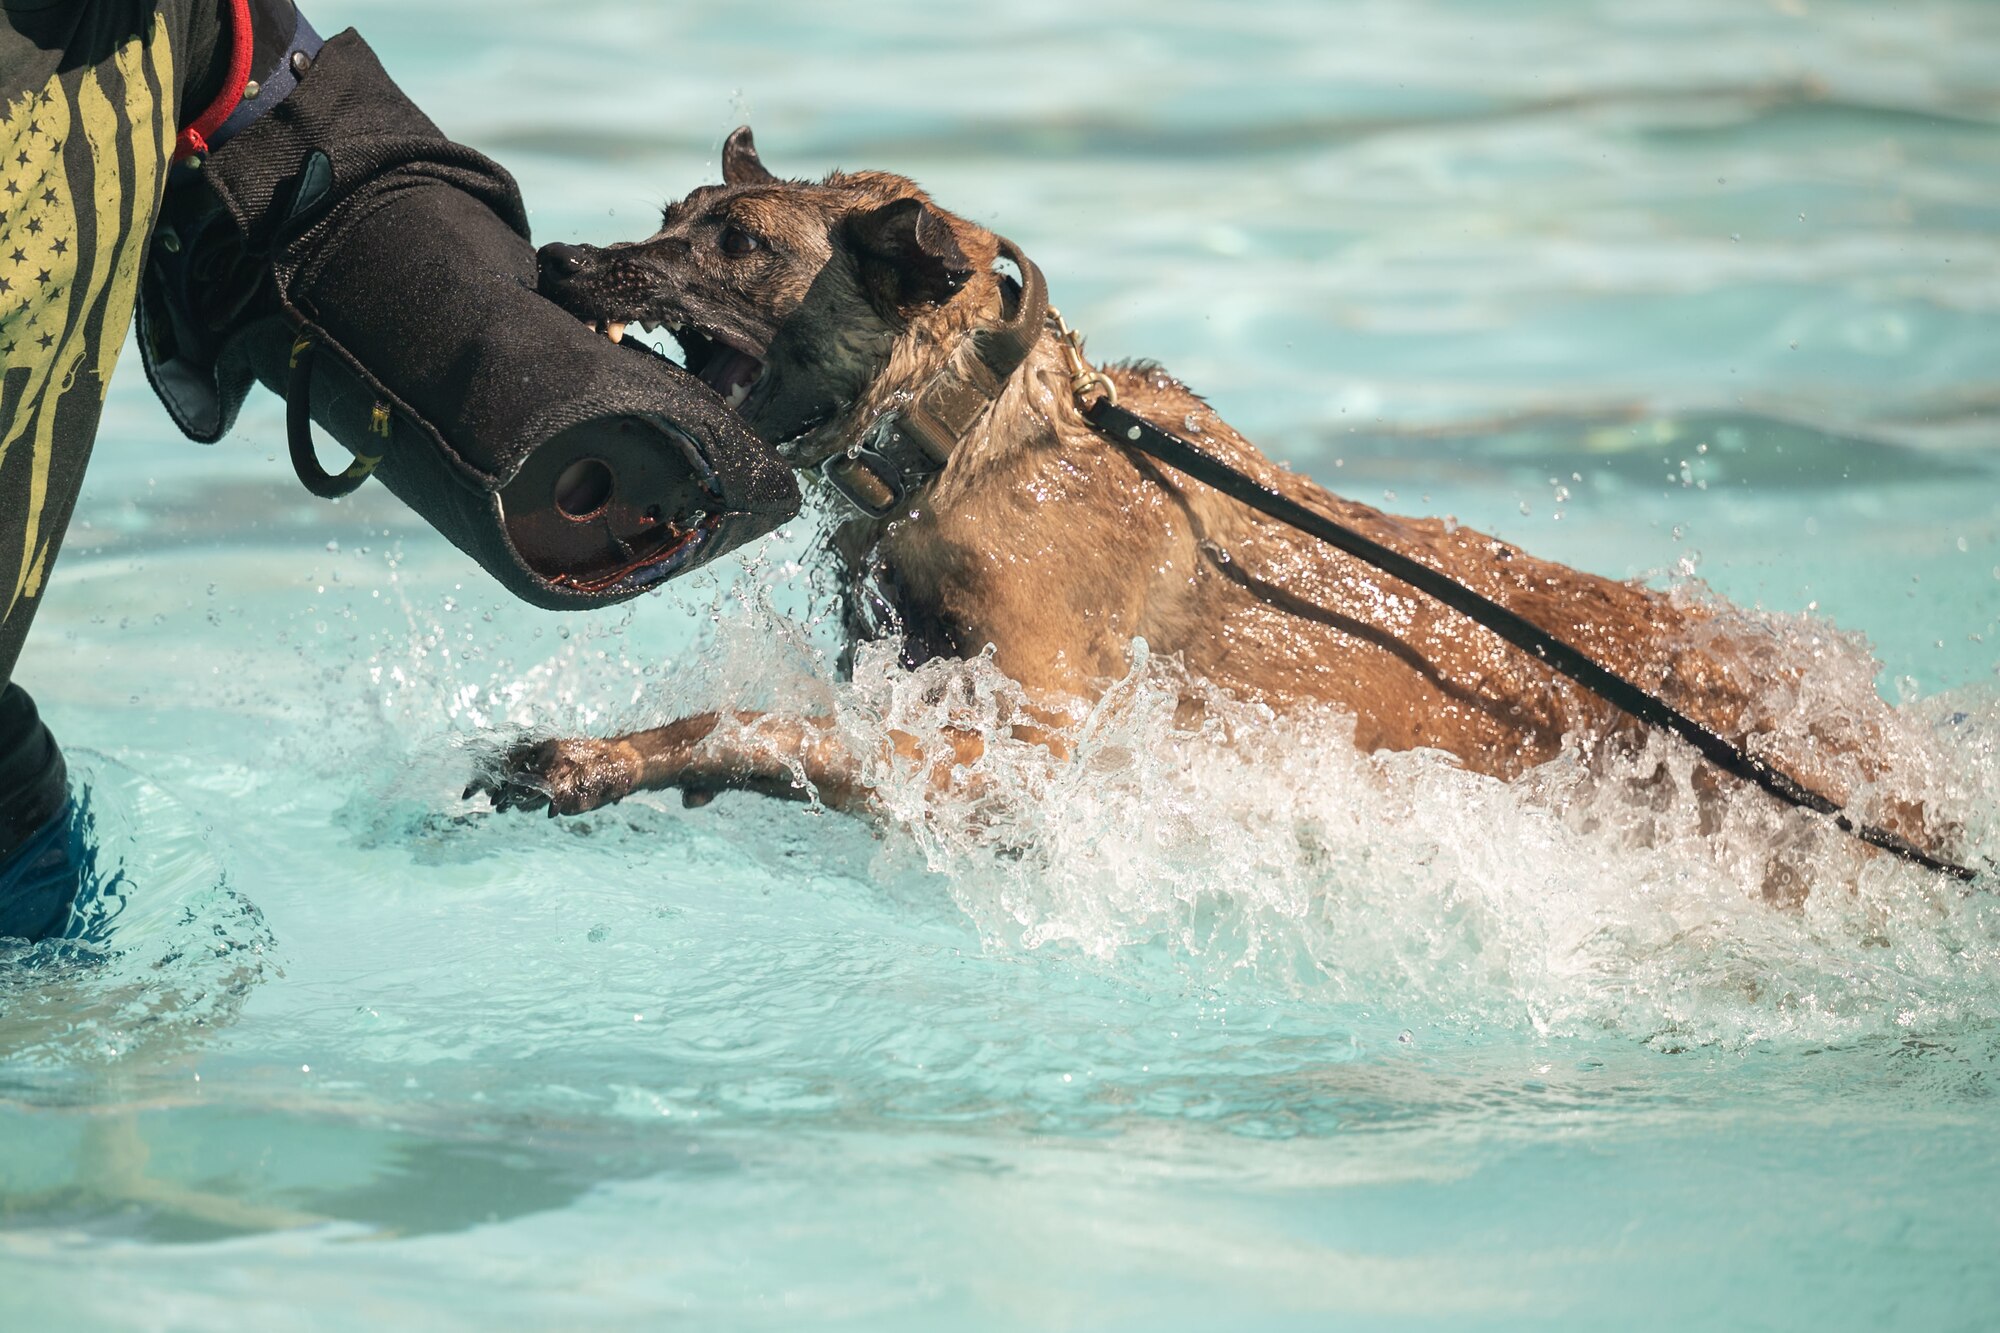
[{"left": 483, "top": 127, "right": 1930, "bottom": 883}]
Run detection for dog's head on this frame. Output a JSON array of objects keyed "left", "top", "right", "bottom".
[{"left": 537, "top": 127, "right": 1000, "bottom": 465}]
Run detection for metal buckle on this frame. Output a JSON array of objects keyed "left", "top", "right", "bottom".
[
  {"left": 821, "top": 414, "right": 908, "bottom": 518},
  {"left": 1050, "top": 305, "right": 1118, "bottom": 408}
]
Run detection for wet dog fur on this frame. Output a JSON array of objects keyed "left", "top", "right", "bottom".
[{"left": 484, "top": 127, "right": 1936, "bottom": 895}]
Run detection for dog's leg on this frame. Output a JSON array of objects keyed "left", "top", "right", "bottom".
[
  {"left": 471, "top": 712, "right": 991, "bottom": 817},
  {"left": 473, "top": 713, "right": 867, "bottom": 816}
]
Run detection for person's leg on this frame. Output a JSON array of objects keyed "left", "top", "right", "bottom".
[{"left": 0, "top": 684, "right": 76, "bottom": 943}]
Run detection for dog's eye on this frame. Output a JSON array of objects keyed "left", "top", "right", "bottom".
[{"left": 719, "top": 224, "right": 762, "bottom": 257}]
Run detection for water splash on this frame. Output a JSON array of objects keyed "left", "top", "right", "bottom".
[
  {"left": 784, "top": 595, "right": 2000, "bottom": 1052},
  {"left": 0, "top": 754, "right": 274, "bottom": 1071},
  {"left": 332, "top": 523, "right": 2000, "bottom": 1055}
]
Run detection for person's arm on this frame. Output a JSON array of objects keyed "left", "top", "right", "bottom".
[{"left": 140, "top": 2, "right": 798, "bottom": 608}]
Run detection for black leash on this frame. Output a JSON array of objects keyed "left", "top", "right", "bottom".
[{"left": 1083, "top": 398, "right": 1977, "bottom": 883}]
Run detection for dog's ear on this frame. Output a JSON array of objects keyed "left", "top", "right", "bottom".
[
  {"left": 722, "top": 126, "right": 776, "bottom": 186},
  {"left": 844, "top": 197, "right": 975, "bottom": 316}
]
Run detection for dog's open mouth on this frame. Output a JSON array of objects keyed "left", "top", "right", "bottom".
[{"left": 582, "top": 316, "right": 767, "bottom": 411}]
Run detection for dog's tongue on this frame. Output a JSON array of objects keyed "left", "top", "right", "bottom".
[{"left": 700, "top": 349, "right": 763, "bottom": 408}]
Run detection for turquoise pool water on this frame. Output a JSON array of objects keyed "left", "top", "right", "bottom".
[{"left": 5, "top": 1, "right": 2000, "bottom": 1327}]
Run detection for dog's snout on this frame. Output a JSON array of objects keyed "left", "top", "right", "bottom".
[{"left": 536, "top": 241, "right": 592, "bottom": 291}]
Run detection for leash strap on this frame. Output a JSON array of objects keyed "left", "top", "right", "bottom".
[
  {"left": 1083, "top": 398, "right": 1977, "bottom": 883},
  {"left": 209, "top": 11, "right": 326, "bottom": 156},
  {"left": 173, "top": 0, "right": 254, "bottom": 165},
  {"left": 171, "top": 7, "right": 327, "bottom": 178}
]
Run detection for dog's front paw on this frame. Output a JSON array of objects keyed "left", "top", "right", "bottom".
[{"left": 466, "top": 736, "right": 643, "bottom": 817}]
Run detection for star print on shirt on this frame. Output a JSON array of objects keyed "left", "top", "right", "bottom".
[{"left": 1, "top": 7, "right": 181, "bottom": 625}]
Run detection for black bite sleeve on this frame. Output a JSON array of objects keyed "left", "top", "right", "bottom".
[{"left": 139, "top": 29, "right": 797, "bottom": 608}]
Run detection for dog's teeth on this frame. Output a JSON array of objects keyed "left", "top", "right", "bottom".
[
  {"left": 640, "top": 320, "right": 658, "bottom": 334},
  {"left": 725, "top": 382, "right": 749, "bottom": 410},
  {"left": 606, "top": 321, "right": 627, "bottom": 344}
]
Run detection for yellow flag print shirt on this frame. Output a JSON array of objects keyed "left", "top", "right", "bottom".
[{"left": 0, "top": 0, "right": 229, "bottom": 681}]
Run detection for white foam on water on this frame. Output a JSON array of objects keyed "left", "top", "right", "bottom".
[
  {"left": 655, "top": 579, "right": 2000, "bottom": 1054},
  {"left": 269, "top": 503, "right": 2000, "bottom": 1059}
]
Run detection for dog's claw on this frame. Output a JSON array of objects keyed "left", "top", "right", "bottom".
[{"left": 682, "top": 787, "right": 716, "bottom": 809}]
